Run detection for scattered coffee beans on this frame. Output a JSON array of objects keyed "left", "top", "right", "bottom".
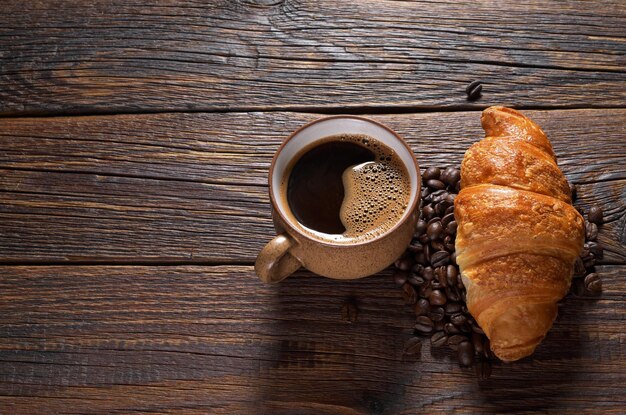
[
  {"left": 394, "top": 166, "right": 605, "bottom": 377},
  {"left": 466, "top": 81, "right": 482, "bottom": 101}
]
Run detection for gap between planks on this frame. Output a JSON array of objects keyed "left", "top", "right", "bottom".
[{"left": 2, "top": 104, "right": 626, "bottom": 120}]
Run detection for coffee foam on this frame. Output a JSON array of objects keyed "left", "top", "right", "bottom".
[{"left": 283, "top": 133, "right": 411, "bottom": 244}]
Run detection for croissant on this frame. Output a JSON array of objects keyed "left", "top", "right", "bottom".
[{"left": 454, "top": 106, "right": 585, "bottom": 362}]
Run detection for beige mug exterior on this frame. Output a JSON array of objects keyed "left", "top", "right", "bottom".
[{"left": 255, "top": 116, "right": 421, "bottom": 283}]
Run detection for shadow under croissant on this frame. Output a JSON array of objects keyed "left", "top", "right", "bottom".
[
  {"left": 473, "top": 293, "right": 593, "bottom": 412},
  {"left": 255, "top": 269, "right": 601, "bottom": 414}
]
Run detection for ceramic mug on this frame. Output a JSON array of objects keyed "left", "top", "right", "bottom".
[{"left": 255, "top": 116, "right": 421, "bottom": 283}]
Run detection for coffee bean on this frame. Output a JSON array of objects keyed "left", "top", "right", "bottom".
[
  {"left": 426, "top": 216, "right": 441, "bottom": 226},
  {"left": 414, "top": 298, "right": 430, "bottom": 316},
  {"left": 423, "top": 266, "right": 434, "bottom": 281},
  {"left": 441, "top": 213, "right": 455, "bottom": 228},
  {"left": 430, "top": 189, "right": 447, "bottom": 199},
  {"left": 445, "top": 193, "right": 456, "bottom": 205},
  {"left": 444, "top": 323, "right": 460, "bottom": 334},
  {"left": 475, "top": 359, "right": 492, "bottom": 380},
  {"left": 471, "top": 324, "right": 485, "bottom": 335},
  {"left": 446, "top": 220, "right": 457, "bottom": 236},
  {"left": 584, "top": 273, "right": 602, "bottom": 294},
  {"left": 422, "top": 205, "right": 435, "bottom": 221},
  {"left": 587, "top": 241, "right": 604, "bottom": 260},
  {"left": 583, "top": 256, "right": 596, "bottom": 270},
  {"left": 411, "top": 263, "right": 424, "bottom": 274},
  {"left": 459, "top": 322, "right": 472, "bottom": 333},
  {"left": 415, "top": 251, "right": 427, "bottom": 265},
  {"left": 435, "top": 202, "right": 447, "bottom": 218},
  {"left": 429, "top": 290, "right": 447, "bottom": 306},
  {"left": 422, "top": 167, "right": 441, "bottom": 181},
  {"left": 580, "top": 245, "right": 591, "bottom": 260},
  {"left": 435, "top": 267, "right": 448, "bottom": 287},
  {"left": 431, "top": 251, "right": 450, "bottom": 267},
  {"left": 407, "top": 242, "right": 424, "bottom": 253},
  {"left": 467, "top": 83, "right": 482, "bottom": 101},
  {"left": 573, "top": 257, "right": 586, "bottom": 278},
  {"left": 403, "top": 337, "right": 422, "bottom": 356},
  {"left": 465, "top": 80, "right": 481, "bottom": 95},
  {"left": 472, "top": 333, "right": 484, "bottom": 354},
  {"left": 419, "top": 285, "right": 433, "bottom": 300},
  {"left": 444, "top": 235, "right": 455, "bottom": 251},
  {"left": 445, "top": 205, "right": 455, "bottom": 215},
  {"left": 408, "top": 274, "right": 425, "bottom": 286},
  {"left": 445, "top": 287, "right": 460, "bottom": 302},
  {"left": 427, "top": 221, "right": 444, "bottom": 240},
  {"left": 569, "top": 183, "right": 577, "bottom": 202},
  {"left": 443, "top": 167, "right": 461, "bottom": 186},
  {"left": 430, "top": 239, "right": 444, "bottom": 253},
  {"left": 395, "top": 257, "right": 412, "bottom": 271},
  {"left": 451, "top": 313, "right": 467, "bottom": 326},
  {"left": 435, "top": 320, "right": 445, "bottom": 332},
  {"left": 427, "top": 179, "right": 446, "bottom": 190},
  {"left": 415, "top": 316, "right": 434, "bottom": 334},
  {"left": 455, "top": 181, "right": 461, "bottom": 192},
  {"left": 585, "top": 221, "right": 598, "bottom": 241},
  {"left": 424, "top": 244, "right": 431, "bottom": 263},
  {"left": 450, "top": 251, "right": 457, "bottom": 265},
  {"left": 402, "top": 283, "right": 417, "bottom": 304},
  {"left": 415, "top": 219, "right": 427, "bottom": 235},
  {"left": 418, "top": 234, "right": 430, "bottom": 245},
  {"left": 341, "top": 300, "right": 358, "bottom": 324},
  {"left": 588, "top": 205, "right": 604, "bottom": 225},
  {"left": 431, "top": 331, "right": 448, "bottom": 347},
  {"left": 439, "top": 169, "right": 450, "bottom": 185},
  {"left": 444, "top": 302, "right": 461, "bottom": 315},
  {"left": 457, "top": 273, "right": 465, "bottom": 290},
  {"left": 393, "top": 270, "right": 408, "bottom": 286},
  {"left": 446, "top": 265, "right": 458, "bottom": 286},
  {"left": 428, "top": 306, "right": 445, "bottom": 322},
  {"left": 448, "top": 334, "right": 467, "bottom": 351},
  {"left": 458, "top": 341, "right": 475, "bottom": 366}
]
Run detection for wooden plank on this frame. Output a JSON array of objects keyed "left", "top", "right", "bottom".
[
  {"left": 0, "top": 169, "right": 624, "bottom": 265},
  {"left": 1, "top": 1, "right": 625, "bottom": 115},
  {"left": 1, "top": 109, "right": 624, "bottom": 186},
  {"left": 0, "top": 265, "right": 624, "bottom": 413},
  {"left": 0, "top": 109, "right": 624, "bottom": 264}
]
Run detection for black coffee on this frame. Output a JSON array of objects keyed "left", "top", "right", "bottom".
[
  {"left": 282, "top": 134, "right": 410, "bottom": 243},
  {"left": 286, "top": 140, "right": 375, "bottom": 234}
]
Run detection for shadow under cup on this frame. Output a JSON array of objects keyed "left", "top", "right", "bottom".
[{"left": 256, "top": 116, "right": 421, "bottom": 283}]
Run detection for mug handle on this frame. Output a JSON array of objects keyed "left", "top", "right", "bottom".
[{"left": 255, "top": 234, "right": 302, "bottom": 283}]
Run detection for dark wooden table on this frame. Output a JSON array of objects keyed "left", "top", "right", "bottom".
[{"left": 1, "top": 1, "right": 625, "bottom": 413}]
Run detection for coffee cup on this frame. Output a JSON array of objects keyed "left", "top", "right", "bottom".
[{"left": 255, "top": 116, "right": 421, "bottom": 283}]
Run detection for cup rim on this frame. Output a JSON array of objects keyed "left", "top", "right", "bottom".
[{"left": 269, "top": 115, "right": 421, "bottom": 248}]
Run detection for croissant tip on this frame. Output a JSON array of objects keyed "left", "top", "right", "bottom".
[{"left": 491, "top": 337, "right": 543, "bottom": 362}]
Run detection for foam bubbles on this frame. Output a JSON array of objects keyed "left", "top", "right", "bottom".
[{"left": 336, "top": 134, "right": 411, "bottom": 244}]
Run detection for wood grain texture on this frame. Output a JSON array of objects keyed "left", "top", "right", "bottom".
[
  {"left": 1, "top": 109, "right": 624, "bottom": 264},
  {"left": 0, "top": 265, "right": 624, "bottom": 414},
  {"left": 1, "top": 0, "right": 626, "bottom": 115}
]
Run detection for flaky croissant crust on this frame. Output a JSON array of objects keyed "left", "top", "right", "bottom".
[{"left": 455, "top": 107, "right": 584, "bottom": 362}]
